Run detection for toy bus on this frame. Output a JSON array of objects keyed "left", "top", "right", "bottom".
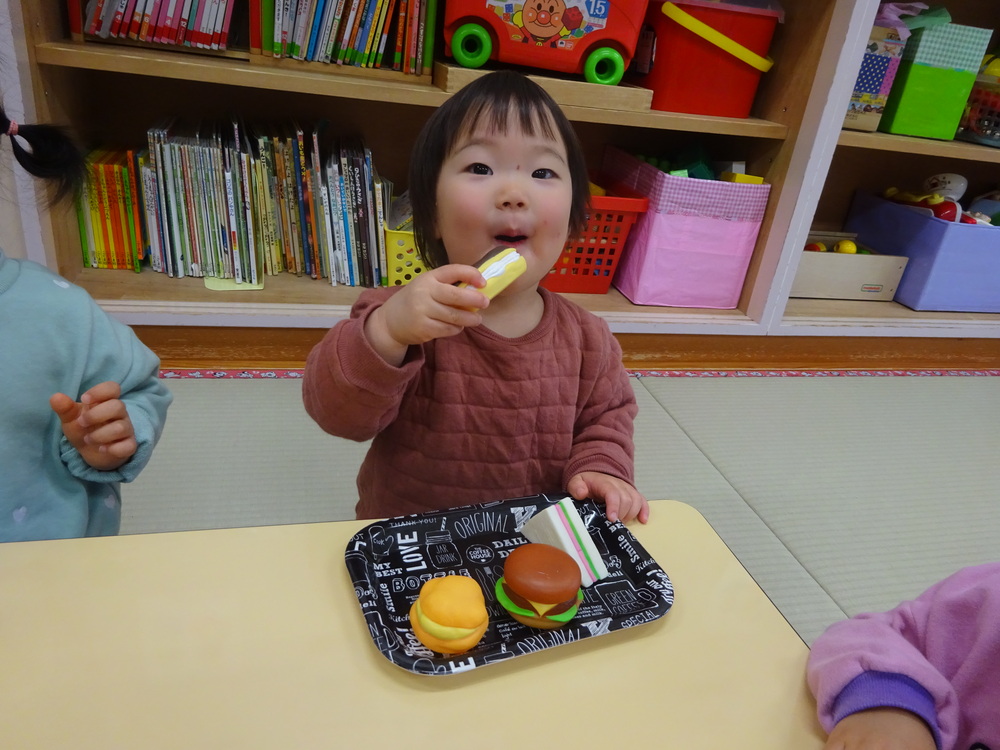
[{"left": 443, "top": 0, "right": 647, "bottom": 85}]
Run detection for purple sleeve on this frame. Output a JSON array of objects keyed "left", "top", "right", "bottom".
[
  {"left": 807, "top": 563, "right": 1000, "bottom": 750},
  {"left": 831, "top": 671, "right": 941, "bottom": 749}
]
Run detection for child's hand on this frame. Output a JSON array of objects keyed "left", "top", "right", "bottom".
[
  {"left": 567, "top": 472, "right": 649, "bottom": 524},
  {"left": 50, "top": 381, "right": 138, "bottom": 472},
  {"left": 365, "top": 264, "right": 490, "bottom": 365},
  {"left": 823, "top": 708, "right": 936, "bottom": 750}
]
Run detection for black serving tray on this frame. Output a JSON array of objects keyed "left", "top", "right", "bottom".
[{"left": 344, "top": 494, "right": 674, "bottom": 675}]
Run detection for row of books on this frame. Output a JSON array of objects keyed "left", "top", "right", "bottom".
[
  {"left": 250, "top": 0, "right": 437, "bottom": 74},
  {"left": 77, "top": 123, "right": 407, "bottom": 287},
  {"left": 83, "top": 0, "right": 237, "bottom": 49}
]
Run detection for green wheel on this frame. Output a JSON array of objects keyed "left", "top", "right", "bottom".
[
  {"left": 583, "top": 47, "right": 625, "bottom": 86},
  {"left": 452, "top": 24, "right": 493, "bottom": 69}
]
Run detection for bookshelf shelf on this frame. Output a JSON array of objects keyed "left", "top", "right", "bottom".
[
  {"left": 777, "top": 298, "right": 1000, "bottom": 336},
  {"left": 35, "top": 42, "right": 788, "bottom": 139},
  {"left": 837, "top": 129, "right": 1000, "bottom": 165},
  {"left": 77, "top": 268, "right": 757, "bottom": 332},
  {"left": 35, "top": 42, "right": 450, "bottom": 106},
  {"left": 18, "top": 0, "right": 1000, "bottom": 340}
]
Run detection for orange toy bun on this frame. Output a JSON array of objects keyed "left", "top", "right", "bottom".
[
  {"left": 409, "top": 575, "right": 489, "bottom": 655},
  {"left": 410, "top": 602, "right": 489, "bottom": 654}
]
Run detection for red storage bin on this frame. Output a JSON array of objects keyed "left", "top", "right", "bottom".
[{"left": 630, "top": 0, "right": 783, "bottom": 117}]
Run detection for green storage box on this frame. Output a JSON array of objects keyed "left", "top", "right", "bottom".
[{"left": 878, "top": 22, "right": 993, "bottom": 140}]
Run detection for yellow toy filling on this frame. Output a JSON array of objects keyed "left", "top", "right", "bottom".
[{"left": 414, "top": 600, "right": 485, "bottom": 641}]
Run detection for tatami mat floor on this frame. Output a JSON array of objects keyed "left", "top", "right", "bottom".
[{"left": 122, "top": 372, "right": 1000, "bottom": 644}]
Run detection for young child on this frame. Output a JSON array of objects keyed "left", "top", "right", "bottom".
[
  {"left": 303, "top": 70, "right": 647, "bottom": 524},
  {"left": 0, "top": 106, "right": 172, "bottom": 542},
  {"left": 807, "top": 562, "right": 1000, "bottom": 750}
]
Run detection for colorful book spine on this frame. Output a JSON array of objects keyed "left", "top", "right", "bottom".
[
  {"left": 107, "top": 0, "right": 129, "bottom": 37},
  {"left": 350, "top": 0, "right": 377, "bottom": 65},
  {"left": 218, "top": 0, "right": 236, "bottom": 47},
  {"left": 138, "top": 0, "right": 160, "bottom": 39},
  {"left": 335, "top": 0, "right": 364, "bottom": 63},
  {"left": 306, "top": 0, "right": 329, "bottom": 59},
  {"left": 76, "top": 176, "right": 97, "bottom": 267},
  {"left": 127, "top": 0, "right": 149, "bottom": 38},
  {"left": 175, "top": 0, "right": 196, "bottom": 44},
  {"left": 371, "top": 0, "right": 396, "bottom": 67},
  {"left": 419, "top": 0, "right": 436, "bottom": 74},
  {"left": 261, "top": 0, "right": 277, "bottom": 56}
]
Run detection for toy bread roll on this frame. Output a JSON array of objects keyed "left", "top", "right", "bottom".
[
  {"left": 409, "top": 575, "right": 489, "bottom": 654},
  {"left": 457, "top": 246, "right": 527, "bottom": 299}
]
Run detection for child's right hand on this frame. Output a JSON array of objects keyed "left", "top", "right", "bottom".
[
  {"left": 824, "top": 708, "right": 936, "bottom": 750},
  {"left": 365, "top": 264, "right": 490, "bottom": 366}
]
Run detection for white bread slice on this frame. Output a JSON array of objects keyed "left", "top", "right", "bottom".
[{"left": 521, "top": 498, "right": 609, "bottom": 587}]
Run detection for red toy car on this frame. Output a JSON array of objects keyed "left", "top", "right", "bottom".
[{"left": 443, "top": 0, "right": 647, "bottom": 85}]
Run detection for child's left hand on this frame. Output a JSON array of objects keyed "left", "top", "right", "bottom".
[
  {"left": 567, "top": 472, "right": 649, "bottom": 524},
  {"left": 50, "top": 381, "right": 138, "bottom": 471}
]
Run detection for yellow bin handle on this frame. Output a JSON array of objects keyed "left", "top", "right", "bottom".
[{"left": 661, "top": 1, "right": 774, "bottom": 73}]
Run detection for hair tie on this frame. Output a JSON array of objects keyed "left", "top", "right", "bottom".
[{"left": 6, "top": 121, "right": 17, "bottom": 138}]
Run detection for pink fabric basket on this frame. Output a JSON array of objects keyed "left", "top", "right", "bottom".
[{"left": 602, "top": 147, "right": 771, "bottom": 308}]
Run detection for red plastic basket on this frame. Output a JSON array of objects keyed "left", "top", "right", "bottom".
[{"left": 541, "top": 189, "right": 648, "bottom": 294}]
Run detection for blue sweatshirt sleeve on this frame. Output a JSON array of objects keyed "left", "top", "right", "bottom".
[{"left": 60, "top": 295, "right": 172, "bottom": 484}]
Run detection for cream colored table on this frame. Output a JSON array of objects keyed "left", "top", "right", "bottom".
[{"left": 0, "top": 500, "right": 825, "bottom": 748}]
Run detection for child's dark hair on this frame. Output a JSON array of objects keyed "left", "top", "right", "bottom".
[
  {"left": 0, "top": 105, "right": 84, "bottom": 204},
  {"left": 408, "top": 70, "right": 590, "bottom": 269}
]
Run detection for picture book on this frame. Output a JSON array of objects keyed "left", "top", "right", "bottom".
[
  {"left": 326, "top": 155, "right": 352, "bottom": 284},
  {"left": 138, "top": 151, "right": 165, "bottom": 272},
  {"left": 362, "top": 146, "right": 381, "bottom": 283},
  {"left": 321, "top": 0, "right": 349, "bottom": 61},
  {"left": 305, "top": 0, "right": 329, "bottom": 59},
  {"left": 75, "top": 175, "right": 97, "bottom": 268}
]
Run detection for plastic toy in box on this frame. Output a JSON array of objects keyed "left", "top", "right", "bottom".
[
  {"left": 843, "top": 26, "right": 906, "bottom": 132},
  {"left": 443, "top": 0, "right": 647, "bottom": 85}
]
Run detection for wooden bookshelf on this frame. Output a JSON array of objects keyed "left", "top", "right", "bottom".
[{"left": 15, "top": 0, "right": 1000, "bottom": 341}]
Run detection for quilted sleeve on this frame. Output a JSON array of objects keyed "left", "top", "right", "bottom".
[
  {"left": 302, "top": 288, "right": 425, "bottom": 442},
  {"left": 561, "top": 323, "right": 637, "bottom": 487}
]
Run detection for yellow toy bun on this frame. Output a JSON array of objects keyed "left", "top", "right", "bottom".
[{"left": 409, "top": 575, "right": 489, "bottom": 655}]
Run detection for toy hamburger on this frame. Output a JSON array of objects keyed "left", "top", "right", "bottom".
[
  {"left": 495, "top": 543, "right": 584, "bottom": 629},
  {"left": 409, "top": 575, "right": 489, "bottom": 655}
]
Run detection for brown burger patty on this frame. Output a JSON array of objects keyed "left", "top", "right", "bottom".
[
  {"left": 503, "top": 543, "right": 582, "bottom": 603},
  {"left": 501, "top": 581, "right": 579, "bottom": 617}
]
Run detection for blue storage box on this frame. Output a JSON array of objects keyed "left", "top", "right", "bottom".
[{"left": 844, "top": 192, "right": 1000, "bottom": 312}]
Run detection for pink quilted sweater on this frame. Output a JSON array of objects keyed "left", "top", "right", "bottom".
[{"left": 303, "top": 287, "right": 637, "bottom": 519}]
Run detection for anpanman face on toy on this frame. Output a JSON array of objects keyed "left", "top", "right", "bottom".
[{"left": 523, "top": 0, "right": 566, "bottom": 39}]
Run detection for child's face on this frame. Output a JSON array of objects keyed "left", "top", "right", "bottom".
[{"left": 434, "top": 113, "right": 573, "bottom": 292}]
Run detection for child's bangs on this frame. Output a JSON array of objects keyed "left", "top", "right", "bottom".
[{"left": 455, "top": 95, "right": 559, "bottom": 144}]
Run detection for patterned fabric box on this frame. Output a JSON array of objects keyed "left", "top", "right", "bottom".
[
  {"left": 844, "top": 26, "right": 906, "bottom": 132},
  {"left": 601, "top": 147, "right": 770, "bottom": 309},
  {"left": 878, "top": 23, "right": 994, "bottom": 140}
]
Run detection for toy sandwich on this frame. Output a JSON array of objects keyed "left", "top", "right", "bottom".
[
  {"left": 521, "top": 497, "right": 610, "bottom": 587},
  {"left": 458, "top": 246, "right": 527, "bottom": 299}
]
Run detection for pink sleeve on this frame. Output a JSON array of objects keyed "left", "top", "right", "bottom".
[
  {"left": 302, "top": 287, "right": 423, "bottom": 441},
  {"left": 806, "top": 564, "right": 1000, "bottom": 748}
]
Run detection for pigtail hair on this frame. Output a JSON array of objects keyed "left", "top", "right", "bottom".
[{"left": 0, "top": 105, "right": 85, "bottom": 204}]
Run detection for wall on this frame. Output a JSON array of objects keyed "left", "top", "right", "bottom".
[{"left": 0, "top": 0, "right": 46, "bottom": 261}]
